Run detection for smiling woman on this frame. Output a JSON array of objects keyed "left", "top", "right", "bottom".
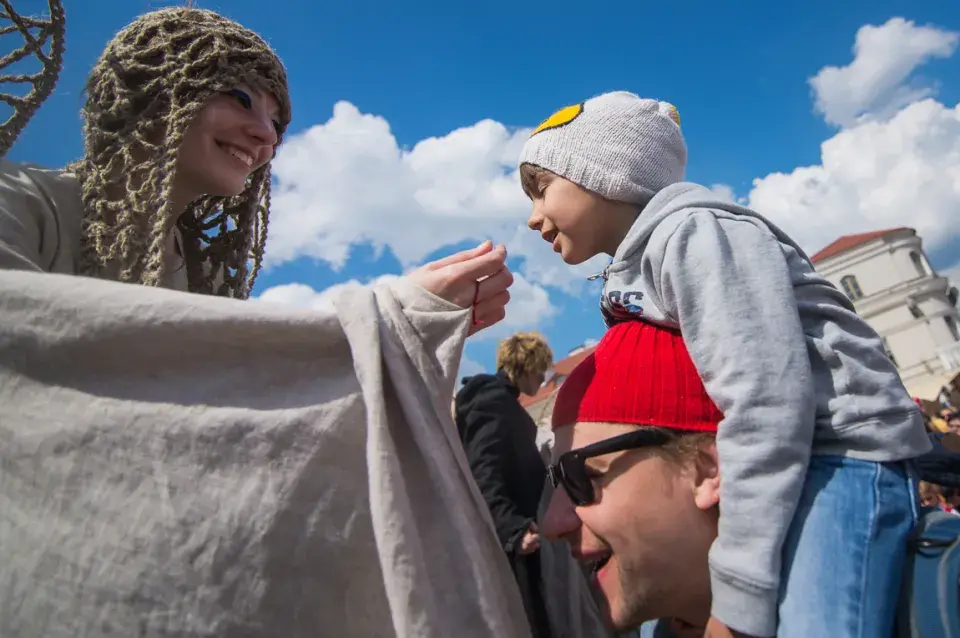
[{"left": 0, "top": 7, "right": 292, "bottom": 298}]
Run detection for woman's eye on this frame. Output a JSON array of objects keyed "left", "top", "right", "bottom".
[
  {"left": 272, "top": 120, "right": 282, "bottom": 136},
  {"left": 228, "top": 89, "right": 252, "bottom": 109}
]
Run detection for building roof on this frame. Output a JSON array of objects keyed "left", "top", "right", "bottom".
[
  {"left": 519, "top": 343, "right": 597, "bottom": 409},
  {"left": 811, "top": 227, "right": 911, "bottom": 263}
]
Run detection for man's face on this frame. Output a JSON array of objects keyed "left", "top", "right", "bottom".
[{"left": 540, "top": 422, "right": 719, "bottom": 631}]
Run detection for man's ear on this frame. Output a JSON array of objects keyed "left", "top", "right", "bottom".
[{"left": 692, "top": 439, "right": 720, "bottom": 511}]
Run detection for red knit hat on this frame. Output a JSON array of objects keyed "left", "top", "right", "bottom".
[{"left": 552, "top": 320, "right": 722, "bottom": 432}]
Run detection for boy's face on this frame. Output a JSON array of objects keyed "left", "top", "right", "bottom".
[{"left": 525, "top": 170, "right": 638, "bottom": 265}]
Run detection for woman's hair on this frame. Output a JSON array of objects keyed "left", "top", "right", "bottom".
[
  {"left": 74, "top": 7, "right": 292, "bottom": 298},
  {"left": 496, "top": 331, "right": 553, "bottom": 385}
]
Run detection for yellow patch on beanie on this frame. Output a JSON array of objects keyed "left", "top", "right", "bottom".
[
  {"left": 531, "top": 102, "right": 583, "bottom": 137},
  {"left": 662, "top": 103, "right": 681, "bottom": 128}
]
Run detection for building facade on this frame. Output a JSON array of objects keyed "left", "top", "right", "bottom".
[{"left": 811, "top": 227, "right": 960, "bottom": 401}]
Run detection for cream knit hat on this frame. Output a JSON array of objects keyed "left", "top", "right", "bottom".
[{"left": 518, "top": 91, "right": 687, "bottom": 205}]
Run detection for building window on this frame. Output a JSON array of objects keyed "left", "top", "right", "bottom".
[
  {"left": 909, "top": 251, "right": 928, "bottom": 277},
  {"left": 883, "top": 338, "right": 898, "bottom": 367},
  {"left": 947, "top": 317, "right": 960, "bottom": 342},
  {"left": 840, "top": 275, "right": 863, "bottom": 300}
]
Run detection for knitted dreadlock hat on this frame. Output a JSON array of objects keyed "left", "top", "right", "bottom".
[
  {"left": 552, "top": 320, "right": 722, "bottom": 432},
  {"left": 519, "top": 91, "right": 686, "bottom": 205},
  {"left": 75, "top": 7, "right": 291, "bottom": 298}
]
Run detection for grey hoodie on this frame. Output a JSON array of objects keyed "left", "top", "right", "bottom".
[{"left": 598, "top": 182, "right": 931, "bottom": 636}]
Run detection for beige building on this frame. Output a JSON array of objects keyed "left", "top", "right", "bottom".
[{"left": 811, "top": 227, "right": 960, "bottom": 401}]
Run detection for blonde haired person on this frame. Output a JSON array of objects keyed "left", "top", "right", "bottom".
[
  {"left": 454, "top": 331, "right": 554, "bottom": 637},
  {"left": 0, "top": 8, "right": 529, "bottom": 637},
  {"left": 497, "top": 331, "right": 554, "bottom": 394}
]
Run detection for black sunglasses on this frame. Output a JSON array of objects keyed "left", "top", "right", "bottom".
[{"left": 547, "top": 428, "right": 674, "bottom": 506}]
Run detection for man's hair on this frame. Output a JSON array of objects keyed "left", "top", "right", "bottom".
[
  {"left": 618, "top": 424, "right": 716, "bottom": 465},
  {"left": 496, "top": 331, "right": 553, "bottom": 386},
  {"left": 73, "top": 7, "right": 292, "bottom": 298}
]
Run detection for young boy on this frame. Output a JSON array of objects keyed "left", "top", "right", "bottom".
[{"left": 519, "top": 91, "right": 931, "bottom": 637}]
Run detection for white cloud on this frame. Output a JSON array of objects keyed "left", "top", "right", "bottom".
[
  {"left": 750, "top": 17, "right": 960, "bottom": 260},
  {"left": 256, "top": 271, "right": 559, "bottom": 341},
  {"left": 810, "top": 18, "right": 958, "bottom": 128},
  {"left": 265, "top": 102, "right": 604, "bottom": 294},
  {"left": 706, "top": 183, "right": 738, "bottom": 204},
  {"left": 472, "top": 272, "right": 560, "bottom": 341},
  {"left": 267, "top": 102, "right": 533, "bottom": 267},
  {"left": 748, "top": 98, "right": 960, "bottom": 259},
  {"left": 256, "top": 274, "right": 400, "bottom": 312}
]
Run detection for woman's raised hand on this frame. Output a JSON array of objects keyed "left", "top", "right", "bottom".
[{"left": 409, "top": 241, "right": 513, "bottom": 336}]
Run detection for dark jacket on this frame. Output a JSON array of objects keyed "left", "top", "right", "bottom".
[
  {"left": 915, "top": 432, "right": 960, "bottom": 488},
  {"left": 455, "top": 370, "right": 547, "bottom": 553}
]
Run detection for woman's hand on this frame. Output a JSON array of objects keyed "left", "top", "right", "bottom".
[{"left": 408, "top": 241, "right": 513, "bottom": 336}]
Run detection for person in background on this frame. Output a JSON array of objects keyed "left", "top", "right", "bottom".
[{"left": 455, "top": 331, "right": 555, "bottom": 638}]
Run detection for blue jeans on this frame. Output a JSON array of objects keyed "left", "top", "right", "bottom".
[{"left": 777, "top": 455, "right": 918, "bottom": 637}]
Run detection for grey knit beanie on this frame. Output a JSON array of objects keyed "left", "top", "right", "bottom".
[{"left": 518, "top": 91, "right": 687, "bottom": 205}]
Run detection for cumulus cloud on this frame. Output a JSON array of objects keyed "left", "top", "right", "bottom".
[
  {"left": 810, "top": 18, "right": 958, "bottom": 128},
  {"left": 749, "top": 98, "right": 960, "bottom": 259},
  {"left": 267, "top": 102, "right": 532, "bottom": 269},
  {"left": 750, "top": 17, "right": 960, "bottom": 259},
  {"left": 256, "top": 274, "right": 401, "bottom": 311}
]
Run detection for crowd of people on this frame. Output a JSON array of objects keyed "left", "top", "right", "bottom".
[{"left": 0, "top": 5, "right": 956, "bottom": 638}]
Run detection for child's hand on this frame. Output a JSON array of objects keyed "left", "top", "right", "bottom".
[{"left": 703, "top": 617, "right": 759, "bottom": 638}]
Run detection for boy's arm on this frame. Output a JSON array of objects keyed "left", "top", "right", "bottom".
[{"left": 652, "top": 211, "right": 816, "bottom": 638}]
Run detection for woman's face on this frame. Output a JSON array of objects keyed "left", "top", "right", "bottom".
[{"left": 174, "top": 84, "right": 282, "bottom": 204}]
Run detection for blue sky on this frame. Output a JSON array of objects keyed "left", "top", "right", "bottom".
[{"left": 7, "top": 0, "right": 960, "bottom": 375}]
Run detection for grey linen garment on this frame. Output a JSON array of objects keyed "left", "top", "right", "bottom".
[{"left": 0, "top": 270, "right": 532, "bottom": 638}]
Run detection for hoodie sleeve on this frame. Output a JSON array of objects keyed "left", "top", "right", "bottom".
[{"left": 650, "top": 211, "right": 816, "bottom": 638}]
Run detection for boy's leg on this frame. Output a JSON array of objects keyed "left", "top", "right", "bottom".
[{"left": 776, "top": 456, "right": 916, "bottom": 638}]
